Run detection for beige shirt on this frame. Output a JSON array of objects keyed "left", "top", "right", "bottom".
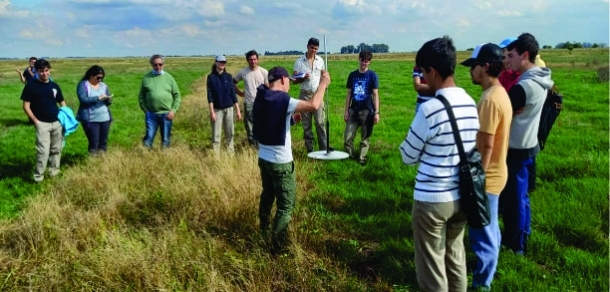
[
  {"left": 478, "top": 85, "right": 513, "bottom": 195},
  {"left": 293, "top": 54, "right": 325, "bottom": 91},
  {"left": 234, "top": 67, "right": 269, "bottom": 103}
]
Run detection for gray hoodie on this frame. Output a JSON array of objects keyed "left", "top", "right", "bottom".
[{"left": 508, "top": 66, "right": 553, "bottom": 158}]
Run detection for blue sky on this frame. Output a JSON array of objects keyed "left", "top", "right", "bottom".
[{"left": 1, "top": 0, "right": 608, "bottom": 58}]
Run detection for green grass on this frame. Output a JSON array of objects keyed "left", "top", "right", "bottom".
[{"left": 0, "top": 49, "right": 607, "bottom": 290}]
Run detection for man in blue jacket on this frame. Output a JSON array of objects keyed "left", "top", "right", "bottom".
[
  {"left": 21, "top": 59, "right": 67, "bottom": 183},
  {"left": 253, "top": 67, "right": 330, "bottom": 254}
]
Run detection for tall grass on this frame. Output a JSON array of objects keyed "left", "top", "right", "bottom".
[
  {"left": 0, "top": 79, "right": 368, "bottom": 290},
  {"left": 0, "top": 49, "right": 607, "bottom": 290}
]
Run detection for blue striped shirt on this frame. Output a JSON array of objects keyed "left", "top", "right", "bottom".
[{"left": 399, "top": 87, "right": 479, "bottom": 202}]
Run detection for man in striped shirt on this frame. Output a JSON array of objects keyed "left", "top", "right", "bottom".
[{"left": 399, "top": 36, "right": 479, "bottom": 292}]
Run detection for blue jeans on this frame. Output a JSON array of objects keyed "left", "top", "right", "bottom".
[
  {"left": 83, "top": 120, "right": 111, "bottom": 154},
  {"left": 469, "top": 193, "right": 501, "bottom": 289},
  {"left": 500, "top": 157, "right": 533, "bottom": 253},
  {"left": 143, "top": 111, "right": 172, "bottom": 149}
]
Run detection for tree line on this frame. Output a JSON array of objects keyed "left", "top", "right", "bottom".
[
  {"left": 264, "top": 50, "right": 304, "bottom": 56},
  {"left": 339, "top": 43, "right": 389, "bottom": 54},
  {"left": 549, "top": 41, "right": 608, "bottom": 50}
]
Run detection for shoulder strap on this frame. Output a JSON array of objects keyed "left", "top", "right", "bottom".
[{"left": 436, "top": 94, "right": 467, "bottom": 164}]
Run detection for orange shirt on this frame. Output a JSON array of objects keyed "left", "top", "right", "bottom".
[{"left": 477, "top": 85, "right": 513, "bottom": 195}]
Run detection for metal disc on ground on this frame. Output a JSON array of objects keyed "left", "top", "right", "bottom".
[{"left": 307, "top": 150, "right": 350, "bottom": 160}]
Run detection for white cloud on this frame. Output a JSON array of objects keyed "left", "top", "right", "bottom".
[
  {"left": 173, "top": 0, "right": 224, "bottom": 18},
  {"left": 0, "top": 0, "right": 29, "bottom": 17},
  {"left": 204, "top": 20, "right": 223, "bottom": 27},
  {"left": 123, "top": 27, "right": 152, "bottom": 37},
  {"left": 181, "top": 24, "right": 200, "bottom": 36},
  {"left": 456, "top": 18, "right": 471, "bottom": 27},
  {"left": 240, "top": 5, "right": 255, "bottom": 15},
  {"left": 74, "top": 26, "right": 92, "bottom": 38},
  {"left": 497, "top": 10, "right": 523, "bottom": 17},
  {"left": 45, "top": 39, "right": 63, "bottom": 46},
  {"left": 333, "top": 0, "right": 382, "bottom": 16},
  {"left": 476, "top": 2, "right": 492, "bottom": 9}
]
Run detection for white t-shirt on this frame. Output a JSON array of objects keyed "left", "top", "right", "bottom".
[
  {"left": 234, "top": 67, "right": 269, "bottom": 104},
  {"left": 293, "top": 54, "right": 325, "bottom": 92},
  {"left": 258, "top": 98, "right": 300, "bottom": 164}
]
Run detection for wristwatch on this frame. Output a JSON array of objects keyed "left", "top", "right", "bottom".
[{"left": 374, "top": 111, "right": 380, "bottom": 114}]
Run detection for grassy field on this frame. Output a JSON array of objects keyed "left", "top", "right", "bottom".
[{"left": 0, "top": 48, "right": 607, "bottom": 290}]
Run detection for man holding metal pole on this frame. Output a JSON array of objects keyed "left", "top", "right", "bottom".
[
  {"left": 292, "top": 37, "right": 327, "bottom": 153},
  {"left": 253, "top": 67, "right": 331, "bottom": 255}
]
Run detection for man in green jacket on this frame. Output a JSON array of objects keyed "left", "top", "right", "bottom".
[{"left": 138, "top": 54, "right": 181, "bottom": 149}]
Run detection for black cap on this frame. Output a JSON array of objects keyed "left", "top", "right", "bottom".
[
  {"left": 461, "top": 43, "right": 504, "bottom": 67},
  {"left": 268, "top": 67, "right": 291, "bottom": 83}
]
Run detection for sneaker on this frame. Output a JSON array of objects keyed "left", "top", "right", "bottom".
[{"left": 357, "top": 159, "right": 367, "bottom": 166}]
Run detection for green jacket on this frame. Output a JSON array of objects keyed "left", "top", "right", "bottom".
[{"left": 138, "top": 72, "right": 181, "bottom": 113}]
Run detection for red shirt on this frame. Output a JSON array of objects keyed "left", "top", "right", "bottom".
[{"left": 499, "top": 70, "right": 520, "bottom": 92}]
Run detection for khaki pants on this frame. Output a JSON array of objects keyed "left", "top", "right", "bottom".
[
  {"left": 343, "top": 108, "right": 373, "bottom": 161},
  {"left": 244, "top": 102, "right": 256, "bottom": 146},
  {"left": 299, "top": 90, "right": 327, "bottom": 151},
  {"left": 211, "top": 107, "right": 235, "bottom": 154},
  {"left": 34, "top": 121, "right": 64, "bottom": 182},
  {"left": 412, "top": 200, "right": 468, "bottom": 292}
]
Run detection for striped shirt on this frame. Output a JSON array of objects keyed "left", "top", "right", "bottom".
[{"left": 399, "top": 87, "right": 479, "bottom": 202}]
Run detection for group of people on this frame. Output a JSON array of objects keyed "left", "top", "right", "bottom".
[
  {"left": 401, "top": 33, "right": 552, "bottom": 291},
  {"left": 209, "top": 38, "right": 379, "bottom": 166},
  {"left": 18, "top": 32, "right": 551, "bottom": 290},
  {"left": 18, "top": 54, "right": 182, "bottom": 183}
]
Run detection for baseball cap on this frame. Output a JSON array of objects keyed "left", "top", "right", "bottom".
[
  {"left": 215, "top": 55, "right": 227, "bottom": 62},
  {"left": 460, "top": 43, "right": 504, "bottom": 67},
  {"left": 268, "top": 67, "right": 293, "bottom": 83},
  {"left": 498, "top": 37, "right": 517, "bottom": 49}
]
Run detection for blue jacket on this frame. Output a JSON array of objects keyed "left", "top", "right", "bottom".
[
  {"left": 58, "top": 106, "right": 79, "bottom": 137},
  {"left": 76, "top": 80, "right": 112, "bottom": 123},
  {"left": 253, "top": 85, "right": 290, "bottom": 146},
  {"left": 207, "top": 70, "right": 237, "bottom": 109}
]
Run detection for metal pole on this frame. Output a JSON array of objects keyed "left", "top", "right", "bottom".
[{"left": 324, "top": 35, "right": 330, "bottom": 154}]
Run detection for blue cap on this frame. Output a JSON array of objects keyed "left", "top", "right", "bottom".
[
  {"left": 498, "top": 37, "right": 517, "bottom": 49},
  {"left": 215, "top": 55, "right": 227, "bottom": 62}
]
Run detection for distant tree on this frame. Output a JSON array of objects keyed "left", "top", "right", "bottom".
[
  {"left": 466, "top": 48, "right": 474, "bottom": 51},
  {"left": 264, "top": 50, "right": 304, "bottom": 56},
  {"left": 542, "top": 45, "right": 552, "bottom": 49},
  {"left": 340, "top": 43, "right": 389, "bottom": 54},
  {"left": 600, "top": 43, "right": 608, "bottom": 48},
  {"left": 592, "top": 43, "right": 600, "bottom": 48}
]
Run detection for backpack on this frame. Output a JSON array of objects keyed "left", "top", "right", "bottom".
[
  {"left": 437, "top": 95, "right": 490, "bottom": 228},
  {"left": 538, "top": 85, "right": 563, "bottom": 150}
]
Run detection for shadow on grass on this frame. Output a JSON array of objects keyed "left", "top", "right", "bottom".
[{"left": 0, "top": 118, "right": 31, "bottom": 128}]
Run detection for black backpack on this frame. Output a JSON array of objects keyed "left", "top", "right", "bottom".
[{"left": 538, "top": 85, "right": 563, "bottom": 150}]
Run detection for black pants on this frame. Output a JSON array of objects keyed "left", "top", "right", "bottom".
[{"left": 83, "top": 121, "right": 111, "bottom": 154}]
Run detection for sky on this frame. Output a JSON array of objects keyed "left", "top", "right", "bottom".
[{"left": 1, "top": 0, "right": 608, "bottom": 58}]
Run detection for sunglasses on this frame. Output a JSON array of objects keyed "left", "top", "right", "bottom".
[
  {"left": 96, "top": 75, "right": 104, "bottom": 81},
  {"left": 152, "top": 63, "right": 164, "bottom": 67}
]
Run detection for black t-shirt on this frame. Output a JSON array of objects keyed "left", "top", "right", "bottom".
[{"left": 20, "top": 79, "right": 64, "bottom": 123}]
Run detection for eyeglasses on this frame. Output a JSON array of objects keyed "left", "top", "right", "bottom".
[
  {"left": 96, "top": 75, "right": 104, "bottom": 81},
  {"left": 152, "top": 63, "right": 164, "bottom": 67}
]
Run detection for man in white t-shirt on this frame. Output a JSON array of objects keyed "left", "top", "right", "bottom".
[
  {"left": 233, "top": 50, "right": 269, "bottom": 146},
  {"left": 292, "top": 37, "right": 327, "bottom": 152},
  {"left": 253, "top": 66, "right": 330, "bottom": 255}
]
